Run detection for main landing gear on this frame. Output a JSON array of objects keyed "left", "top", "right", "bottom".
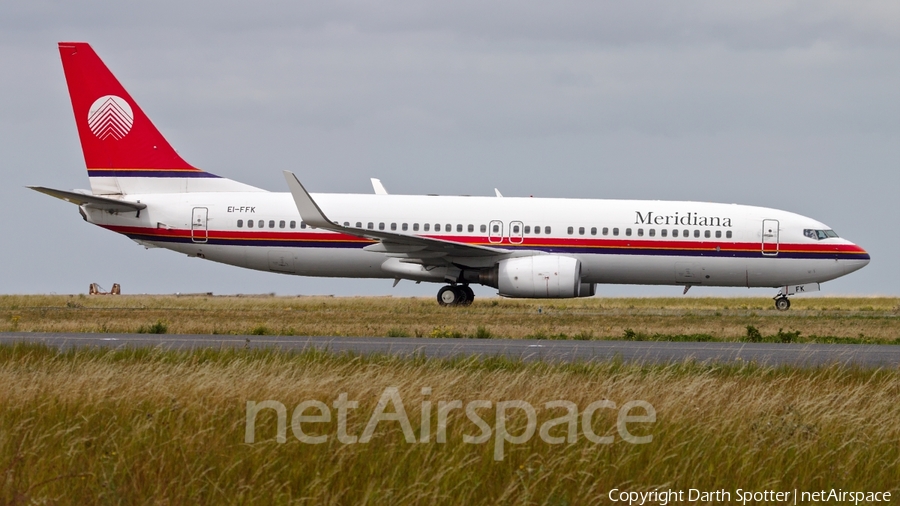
[
  {"left": 774, "top": 296, "right": 791, "bottom": 311},
  {"left": 437, "top": 285, "right": 475, "bottom": 306}
]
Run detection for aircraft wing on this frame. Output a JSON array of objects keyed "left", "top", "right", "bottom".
[
  {"left": 283, "top": 171, "right": 508, "bottom": 259},
  {"left": 28, "top": 186, "right": 147, "bottom": 214}
]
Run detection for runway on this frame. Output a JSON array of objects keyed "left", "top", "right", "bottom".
[{"left": 1, "top": 332, "right": 898, "bottom": 368}]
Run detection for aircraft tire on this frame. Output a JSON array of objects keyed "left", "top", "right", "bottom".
[
  {"left": 437, "top": 286, "right": 459, "bottom": 306},
  {"left": 461, "top": 285, "right": 475, "bottom": 305},
  {"left": 775, "top": 297, "right": 791, "bottom": 311}
]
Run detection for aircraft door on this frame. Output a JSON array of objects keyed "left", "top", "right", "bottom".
[
  {"left": 761, "top": 219, "right": 779, "bottom": 256},
  {"left": 509, "top": 221, "right": 524, "bottom": 244},
  {"left": 488, "top": 220, "right": 504, "bottom": 244},
  {"left": 191, "top": 207, "right": 208, "bottom": 243}
]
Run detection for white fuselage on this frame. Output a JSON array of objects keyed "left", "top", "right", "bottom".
[{"left": 83, "top": 191, "right": 870, "bottom": 290}]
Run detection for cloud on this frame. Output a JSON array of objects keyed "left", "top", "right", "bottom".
[{"left": 0, "top": 0, "right": 896, "bottom": 295}]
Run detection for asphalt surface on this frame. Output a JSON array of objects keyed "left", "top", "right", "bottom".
[{"left": 1, "top": 332, "right": 899, "bottom": 368}]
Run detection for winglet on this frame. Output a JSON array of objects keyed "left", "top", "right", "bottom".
[
  {"left": 371, "top": 178, "right": 389, "bottom": 195},
  {"left": 283, "top": 171, "right": 336, "bottom": 229},
  {"left": 494, "top": 188, "right": 503, "bottom": 198},
  {"left": 282, "top": 170, "right": 509, "bottom": 258}
]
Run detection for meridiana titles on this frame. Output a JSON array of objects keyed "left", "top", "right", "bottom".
[{"left": 635, "top": 211, "right": 732, "bottom": 228}]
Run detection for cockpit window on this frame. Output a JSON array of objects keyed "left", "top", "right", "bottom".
[{"left": 804, "top": 229, "right": 839, "bottom": 240}]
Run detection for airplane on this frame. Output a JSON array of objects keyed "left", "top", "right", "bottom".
[{"left": 31, "top": 42, "right": 870, "bottom": 310}]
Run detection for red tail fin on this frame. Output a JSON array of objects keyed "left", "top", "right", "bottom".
[
  {"left": 58, "top": 42, "right": 263, "bottom": 195},
  {"left": 59, "top": 42, "right": 207, "bottom": 179}
]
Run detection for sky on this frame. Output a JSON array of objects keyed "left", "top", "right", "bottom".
[{"left": 1, "top": 1, "right": 898, "bottom": 298}]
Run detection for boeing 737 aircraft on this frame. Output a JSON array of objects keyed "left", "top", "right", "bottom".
[{"left": 31, "top": 42, "right": 870, "bottom": 309}]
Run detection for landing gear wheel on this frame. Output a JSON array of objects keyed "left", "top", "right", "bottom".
[
  {"left": 437, "top": 286, "right": 460, "bottom": 306},
  {"left": 774, "top": 297, "right": 791, "bottom": 311},
  {"left": 455, "top": 286, "right": 469, "bottom": 305},
  {"left": 461, "top": 285, "right": 475, "bottom": 305}
]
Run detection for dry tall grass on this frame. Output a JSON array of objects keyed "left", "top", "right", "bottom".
[
  {"left": 0, "top": 344, "right": 898, "bottom": 504},
  {"left": 2, "top": 295, "right": 899, "bottom": 341}
]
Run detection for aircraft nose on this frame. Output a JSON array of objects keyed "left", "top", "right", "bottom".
[{"left": 843, "top": 243, "right": 870, "bottom": 274}]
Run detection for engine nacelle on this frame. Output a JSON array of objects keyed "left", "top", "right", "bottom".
[{"left": 484, "top": 256, "right": 583, "bottom": 298}]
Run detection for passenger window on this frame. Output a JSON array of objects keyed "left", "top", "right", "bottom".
[
  {"left": 367, "top": 222, "right": 374, "bottom": 230},
  {"left": 649, "top": 229, "right": 655, "bottom": 237},
  {"left": 355, "top": 222, "right": 362, "bottom": 228},
  {"left": 468, "top": 224, "right": 474, "bottom": 233},
  {"left": 480, "top": 224, "right": 487, "bottom": 233},
  {"left": 341, "top": 221, "right": 348, "bottom": 227},
  {"left": 715, "top": 230, "right": 721, "bottom": 238},
  {"left": 258, "top": 220, "right": 265, "bottom": 228},
  {"left": 513, "top": 224, "right": 520, "bottom": 233},
  {"left": 534, "top": 226, "right": 540, "bottom": 235},
  {"left": 602, "top": 227, "right": 608, "bottom": 235},
  {"left": 683, "top": 230, "right": 689, "bottom": 237},
  {"left": 704, "top": 230, "right": 710, "bottom": 238},
  {"left": 247, "top": 220, "right": 254, "bottom": 228},
  {"left": 613, "top": 228, "right": 619, "bottom": 236},
  {"left": 661, "top": 229, "right": 667, "bottom": 237},
  {"left": 402, "top": 223, "right": 408, "bottom": 231},
  {"left": 379, "top": 223, "right": 385, "bottom": 230},
  {"left": 413, "top": 223, "right": 419, "bottom": 231},
  {"left": 693, "top": 230, "right": 699, "bottom": 238},
  {"left": 544, "top": 226, "right": 551, "bottom": 234},
  {"left": 237, "top": 219, "right": 243, "bottom": 228},
  {"left": 524, "top": 226, "right": 531, "bottom": 234},
  {"left": 457, "top": 224, "right": 463, "bottom": 232},
  {"left": 578, "top": 227, "right": 585, "bottom": 235},
  {"left": 435, "top": 224, "right": 440, "bottom": 231},
  {"left": 567, "top": 226, "right": 574, "bottom": 235},
  {"left": 290, "top": 221, "right": 296, "bottom": 229},
  {"left": 492, "top": 224, "right": 500, "bottom": 233},
  {"left": 672, "top": 229, "right": 678, "bottom": 237},
  {"left": 590, "top": 227, "right": 597, "bottom": 235},
  {"left": 637, "top": 228, "right": 644, "bottom": 237},
  {"left": 726, "top": 231, "right": 732, "bottom": 239},
  {"left": 424, "top": 224, "right": 430, "bottom": 232},
  {"left": 280, "top": 220, "right": 286, "bottom": 228},
  {"left": 388, "top": 223, "right": 395, "bottom": 231},
  {"left": 625, "top": 228, "right": 632, "bottom": 237},
  {"left": 445, "top": 224, "right": 452, "bottom": 232},
  {"left": 301, "top": 222, "right": 307, "bottom": 229}
]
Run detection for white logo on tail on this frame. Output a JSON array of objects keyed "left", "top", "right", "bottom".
[{"left": 87, "top": 95, "right": 134, "bottom": 140}]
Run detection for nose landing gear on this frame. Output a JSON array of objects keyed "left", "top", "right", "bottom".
[
  {"left": 772, "top": 283, "right": 820, "bottom": 311},
  {"left": 774, "top": 296, "right": 791, "bottom": 311},
  {"left": 437, "top": 285, "right": 475, "bottom": 306}
]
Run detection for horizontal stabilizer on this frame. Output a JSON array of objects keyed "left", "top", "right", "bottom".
[{"left": 28, "top": 186, "right": 146, "bottom": 213}]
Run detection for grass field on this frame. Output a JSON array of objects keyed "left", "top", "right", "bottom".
[
  {"left": 2, "top": 296, "right": 899, "bottom": 503},
  {"left": 2, "top": 294, "right": 899, "bottom": 342},
  {"left": 0, "top": 344, "right": 898, "bottom": 504}
]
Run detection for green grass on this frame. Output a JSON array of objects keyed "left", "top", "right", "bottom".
[
  {"left": 0, "top": 344, "right": 898, "bottom": 504},
  {"left": 1, "top": 295, "right": 899, "bottom": 343}
]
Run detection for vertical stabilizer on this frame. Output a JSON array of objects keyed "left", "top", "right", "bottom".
[{"left": 58, "top": 42, "right": 261, "bottom": 194}]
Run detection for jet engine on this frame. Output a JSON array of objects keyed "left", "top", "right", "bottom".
[{"left": 478, "top": 256, "right": 584, "bottom": 298}]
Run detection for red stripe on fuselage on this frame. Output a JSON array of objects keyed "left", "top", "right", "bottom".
[{"left": 101, "top": 224, "right": 869, "bottom": 256}]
